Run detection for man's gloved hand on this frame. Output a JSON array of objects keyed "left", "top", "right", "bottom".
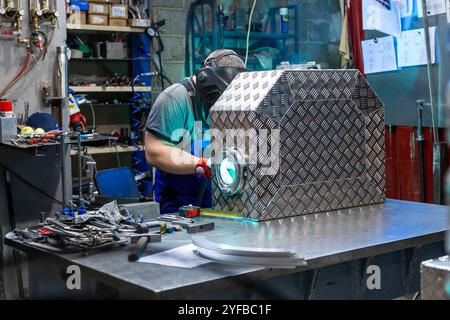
[{"left": 195, "top": 158, "right": 211, "bottom": 180}]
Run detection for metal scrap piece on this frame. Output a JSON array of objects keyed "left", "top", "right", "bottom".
[{"left": 192, "top": 235, "right": 306, "bottom": 269}]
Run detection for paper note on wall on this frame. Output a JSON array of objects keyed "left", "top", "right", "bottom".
[
  {"left": 397, "top": 27, "right": 436, "bottom": 67},
  {"left": 362, "top": 36, "right": 398, "bottom": 74},
  {"left": 418, "top": 0, "right": 446, "bottom": 17},
  {"left": 397, "top": 0, "right": 414, "bottom": 17},
  {"left": 363, "top": 0, "right": 402, "bottom": 37},
  {"left": 447, "top": 0, "right": 450, "bottom": 22}
]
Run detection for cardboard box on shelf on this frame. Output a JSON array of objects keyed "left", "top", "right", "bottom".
[
  {"left": 128, "top": 19, "right": 151, "bottom": 28},
  {"left": 109, "top": 18, "right": 127, "bottom": 27},
  {"left": 88, "top": 3, "right": 108, "bottom": 15},
  {"left": 68, "top": 10, "right": 87, "bottom": 25},
  {"left": 109, "top": 4, "right": 128, "bottom": 19},
  {"left": 88, "top": 14, "right": 108, "bottom": 25}
]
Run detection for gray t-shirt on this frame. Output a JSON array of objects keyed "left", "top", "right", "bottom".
[{"left": 145, "top": 83, "right": 210, "bottom": 145}]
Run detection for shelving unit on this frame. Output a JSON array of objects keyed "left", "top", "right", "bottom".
[
  {"left": 69, "top": 86, "right": 151, "bottom": 93},
  {"left": 67, "top": 24, "right": 151, "bottom": 165},
  {"left": 70, "top": 145, "right": 141, "bottom": 155},
  {"left": 188, "top": 0, "right": 298, "bottom": 73},
  {"left": 194, "top": 31, "right": 297, "bottom": 40},
  {"left": 85, "top": 103, "right": 130, "bottom": 108},
  {"left": 67, "top": 24, "right": 145, "bottom": 34},
  {"left": 70, "top": 57, "right": 149, "bottom": 62}
]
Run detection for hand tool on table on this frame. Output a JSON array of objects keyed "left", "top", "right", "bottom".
[
  {"left": 159, "top": 215, "right": 214, "bottom": 234},
  {"left": 183, "top": 221, "right": 214, "bottom": 234},
  {"left": 128, "top": 233, "right": 161, "bottom": 262}
]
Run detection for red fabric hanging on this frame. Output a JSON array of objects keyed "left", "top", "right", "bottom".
[{"left": 347, "top": 0, "right": 365, "bottom": 76}]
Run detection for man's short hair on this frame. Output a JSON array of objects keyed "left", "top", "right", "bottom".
[{"left": 204, "top": 49, "right": 245, "bottom": 68}]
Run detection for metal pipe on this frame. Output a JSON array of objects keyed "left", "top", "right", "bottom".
[
  {"left": 5, "top": 0, "right": 14, "bottom": 9},
  {"left": 0, "top": 0, "right": 6, "bottom": 15},
  {"left": 55, "top": 46, "right": 69, "bottom": 98},
  {"left": 55, "top": 46, "right": 69, "bottom": 130},
  {"left": 40, "top": 0, "right": 48, "bottom": 10},
  {"left": 421, "top": 0, "right": 439, "bottom": 142},
  {"left": 416, "top": 100, "right": 425, "bottom": 202},
  {"left": 29, "top": 0, "right": 42, "bottom": 31},
  {"left": 421, "top": 0, "right": 442, "bottom": 204},
  {"left": 59, "top": 132, "right": 68, "bottom": 206},
  {"left": 77, "top": 133, "right": 83, "bottom": 206}
]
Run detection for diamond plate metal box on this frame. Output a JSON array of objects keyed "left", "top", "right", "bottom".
[
  {"left": 421, "top": 256, "right": 450, "bottom": 300},
  {"left": 210, "top": 69, "right": 385, "bottom": 221}
]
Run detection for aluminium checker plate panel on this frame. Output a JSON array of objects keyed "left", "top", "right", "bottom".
[
  {"left": 210, "top": 69, "right": 385, "bottom": 221},
  {"left": 421, "top": 256, "right": 450, "bottom": 300}
]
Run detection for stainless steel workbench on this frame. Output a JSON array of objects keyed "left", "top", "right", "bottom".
[{"left": 4, "top": 199, "right": 449, "bottom": 299}]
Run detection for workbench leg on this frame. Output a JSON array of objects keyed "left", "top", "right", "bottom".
[
  {"left": 0, "top": 227, "right": 5, "bottom": 300},
  {"left": 350, "top": 256, "right": 374, "bottom": 299},
  {"left": 304, "top": 269, "right": 320, "bottom": 300},
  {"left": 401, "top": 247, "right": 419, "bottom": 295},
  {"left": 4, "top": 169, "right": 25, "bottom": 299}
]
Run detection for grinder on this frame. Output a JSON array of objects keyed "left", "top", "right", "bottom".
[{"left": 210, "top": 69, "right": 385, "bottom": 221}]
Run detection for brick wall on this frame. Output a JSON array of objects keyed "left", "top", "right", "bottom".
[{"left": 151, "top": 0, "right": 192, "bottom": 84}]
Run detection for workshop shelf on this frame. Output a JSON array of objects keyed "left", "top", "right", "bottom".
[
  {"left": 69, "top": 86, "right": 151, "bottom": 93},
  {"left": 84, "top": 103, "right": 131, "bottom": 108},
  {"left": 69, "top": 57, "right": 149, "bottom": 62},
  {"left": 70, "top": 145, "right": 142, "bottom": 155},
  {"left": 67, "top": 24, "right": 146, "bottom": 34},
  {"left": 194, "top": 31, "right": 296, "bottom": 40},
  {"left": 188, "top": 2, "right": 298, "bottom": 74}
]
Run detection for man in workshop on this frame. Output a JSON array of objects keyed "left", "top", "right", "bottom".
[{"left": 144, "top": 49, "right": 247, "bottom": 214}]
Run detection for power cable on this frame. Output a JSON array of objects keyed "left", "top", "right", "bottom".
[
  {"left": 0, "top": 164, "right": 64, "bottom": 206},
  {"left": 245, "top": 0, "right": 257, "bottom": 67},
  {"left": 88, "top": 101, "right": 96, "bottom": 132}
]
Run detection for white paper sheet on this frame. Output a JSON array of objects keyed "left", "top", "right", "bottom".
[
  {"left": 397, "top": 27, "right": 436, "bottom": 67},
  {"left": 418, "top": 0, "right": 446, "bottom": 17},
  {"left": 397, "top": 0, "right": 414, "bottom": 17},
  {"left": 363, "top": 0, "right": 402, "bottom": 37},
  {"left": 139, "top": 244, "right": 210, "bottom": 268},
  {"left": 362, "top": 36, "right": 398, "bottom": 74},
  {"left": 446, "top": 0, "right": 450, "bottom": 22}
]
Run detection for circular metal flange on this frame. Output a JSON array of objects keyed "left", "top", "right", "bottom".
[
  {"left": 192, "top": 235, "right": 307, "bottom": 269},
  {"left": 214, "top": 148, "right": 246, "bottom": 196}
]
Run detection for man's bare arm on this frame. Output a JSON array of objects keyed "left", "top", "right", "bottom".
[{"left": 144, "top": 131, "right": 199, "bottom": 175}]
